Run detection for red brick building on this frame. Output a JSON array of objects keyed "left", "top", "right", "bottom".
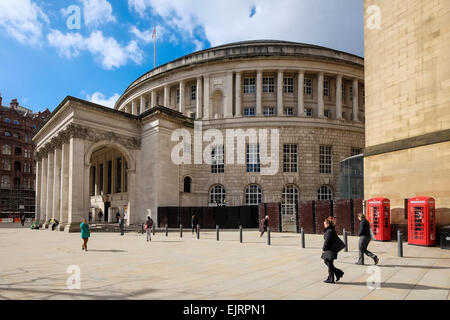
[{"left": 0, "top": 95, "right": 50, "bottom": 217}]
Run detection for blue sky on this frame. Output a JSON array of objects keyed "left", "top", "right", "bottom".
[{"left": 0, "top": 0, "right": 364, "bottom": 113}]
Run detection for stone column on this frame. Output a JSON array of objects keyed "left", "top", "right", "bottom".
[
  {"left": 35, "top": 159, "right": 41, "bottom": 221},
  {"left": 352, "top": 78, "right": 359, "bottom": 121},
  {"left": 179, "top": 80, "right": 186, "bottom": 114},
  {"left": 131, "top": 100, "right": 137, "bottom": 115},
  {"left": 225, "top": 72, "right": 234, "bottom": 118},
  {"left": 60, "top": 142, "right": 70, "bottom": 229},
  {"left": 196, "top": 77, "right": 203, "bottom": 119},
  {"left": 203, "top": 75, "right": 210, "bottom": 120},
  {"left": 298, "top": 70, "right": 305, "bottom": 116},
  {"left": 52, "top": 148, "right": 61, "bottom": 223},
  {"left": 277, "top": 70, "right": 284, "bottom": 116},
  {"left": 235, "top": 72, "right": 242, "bottom": 117},
  {"left": 336, "top": 74, "right": 343, "bottom": 120},
  {"left": 256, "top": 70, "right": 263, "bottom": 116},
  {"left": 140, "top": 95, "right": 146, "bottom": 114},
  {"left": 164, "top": 85, "right": 170, "bottom": 108},
  {"left": 318, "top": 72, "right": 325, "bottom": 117},
  {"left": 126, "top": 170, "right": 136, "bottom": 226},
  {"left": 150, "top": 90, "right": 155, "bottom": 109},
  {"left": 40, "top": 155, "right": 48, "bottom": 223},
  {"left": 67, "top": 137, "right": 86, "bottom": 231},
  {"left": 46, "top": 150, "right": 54, "bottom": 223}
]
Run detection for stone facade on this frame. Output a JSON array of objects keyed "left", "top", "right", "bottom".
[
  {"left": 34, "top": 41, "right": 365, "bottom": 230},
  {"left": 364, "top": 1, "right": 450, "bottom": 225}
]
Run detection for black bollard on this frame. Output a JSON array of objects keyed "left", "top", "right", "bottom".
[
  {"left": 398, "top": 230, "right": 403, "bottom": 257},
  {"left": 180, "top": 224, "right": 183, "bottom": 238},
  {"left": 216, "top": 225, "right": 219, "bottom": 241},
  {"left": 343, "top": 228, "right": 348, "bottom": 252},
  {"left": 301, "top": 227, "right": 305, "bottom": 248},
  {"left": 141, "top": 223, "right": 144, "bottom": 235},
  {"left": 267, "top": 227, "right": 271, "bottom": 246},
  {"left": 240, "top": 225, "right": 243, "bottom": 243},
  {"left": 197, "top": 224, "right": 200, "bottom": 239},
  {"left": 166, "top": 224, "right": 168, "bottom": 237},
  {"left": 152, "top": 224, "right": 155, "bottom": 236}
]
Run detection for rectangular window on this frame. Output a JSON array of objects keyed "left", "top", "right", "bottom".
[
  {"left": 320, "top": 146, "right": 332, "bottom": 174},
  {"left": 99, "top": 164, "right": 104, "bottom": 194},
  {"left": 246, "top": 144, "right": 260, "bottom": 173},
  {"left": 243, "top": 77, "right": 256, "bottom": 94},
  {"left": 349, "top": 86, "right": 353, "bottom": 101},
  {"left": 211, "top": 145, "right": 225, "bottom": 174},
  {"left": 107, "top": 160, "right": 112, "bottom": 194},
  {"left": 324, "top": 80, "right": 329, "bottom": 97},
  {"left": 176, "top": 89, "right": 180, "bottom": 104},
  {"left": 351, "top": 148, "right": 362, "bottom": 156},
  {"left": 263, "top": 77, "right": 275, "bottom": 93},
  {"left": 304, "top": 108, "right": 312, "bottom": 117},
  {"left": 324, "top": 110, "right": 330, "bottom": 118},
  {"left": 342, "top": 84, "right": 346, "bottom": 101},
  {"left": 263, "top": 107, "right": 275, "bottom": 116},
  {"left": 284, "top": 77, "right": 294, "bottom": 94},
  {"left": 244, "top": 107, "right": 256, "bottom": 117},
  {"left": 285, "top": 107, "right": 294, "bottom": 116},
  {"left": 191, "top": 85, "right": 196, "bottom": 101},
  {"left": 283, "top": 144, "right": 298, "bottom": 173},
  {"left": 304, "top": 78, "right": 313, "bottom": 95},
  {"left": 116, "top": 158, "right": 122, "bottom": 193}
]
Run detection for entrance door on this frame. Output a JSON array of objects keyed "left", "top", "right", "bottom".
[{"left": 104, "top": 202, "right": 111, "bottom": 222}]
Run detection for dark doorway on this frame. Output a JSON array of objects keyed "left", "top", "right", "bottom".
[{"left": 104, "top": 202, "right": 111, "bottom": 222}]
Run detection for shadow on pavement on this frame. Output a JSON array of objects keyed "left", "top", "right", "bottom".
[
  {"left": 86, "top": 249, "right": 127, "bottom": 253},
  {"left": 337, "top": 281, "right": 448, "bottom": 291}
]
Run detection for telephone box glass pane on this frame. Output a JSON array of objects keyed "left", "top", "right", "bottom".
[
  {"left": 430, "top": 207, "right": 435, "bottom": 240},
  {"left": 372, "top": 206, "right": 380, "bottom": 235},
  {"left": 412, "top": 206, "right": 424, "bottom": 240},
  {"left": 384, "top": 206, "right": 389, "bottom": 229}
]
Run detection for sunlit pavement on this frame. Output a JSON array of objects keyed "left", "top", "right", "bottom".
[{"left": 0, "top": 227, "right": 449, "bottom": 300}]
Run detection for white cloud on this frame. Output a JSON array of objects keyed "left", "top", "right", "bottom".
[
  {"left": 80, "top": 0, "right": 116, "bottom": 27},
  {"left": 0, "top": 0, "right": 49, "bottom": 45},
  {"left": 47, "top": 29, "right": 143, "bottom": 69},
  {"left": 87, "top": 92, "right": 120, "bottom": 108},
  {"left": 127, "top": 0, "right": 364, "bottom": 56}
]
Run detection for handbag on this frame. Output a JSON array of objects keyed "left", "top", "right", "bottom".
[{"left": 336, "top": 236, "right": 346, "bottom": 252}]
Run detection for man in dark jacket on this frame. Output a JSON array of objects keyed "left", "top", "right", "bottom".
[
  {"left": 356, "top": 213, "right": 379, "bottom": 265},
  {"left": 119, "top": 216, "right": 125, "bottom": 236},
  {"left": 322, "top": 217, "right": 345, "bottom": 283},
  {"left": 192, "top": 214, "right": 198, "bottom": 235}
]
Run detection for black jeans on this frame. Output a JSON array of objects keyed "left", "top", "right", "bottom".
[
  {"left": 324, "top": 259, "right": 343, "bottom": 282},
  {"left": 358, "top": 236, "right": 377, "bottom": 264}
]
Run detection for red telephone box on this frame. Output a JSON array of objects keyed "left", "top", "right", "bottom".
[
  {"left": 408, "top": 197, "right": 436, "bottom": 246},
  {"left": 367, "top": 198, "right": 391, "bottom": 241}
]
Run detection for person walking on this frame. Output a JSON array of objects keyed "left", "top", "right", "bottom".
[
  {"left": 80, "top": 219, "right": 90, "bottom": 251},
  {"left": 260, "top": 215, "right": 269, "bottom": 237},
  {"left": 144, "top": 216, "right": 154, "bottom": 242},
  {"left": 356, "top": 213, "right": 379, "bottom": 265},
  {"left": 116, "top": 212, "right": 121, "bottom": 223},
  {"left": 88, "top": 212, "right": 92, "bottom": 223},
  {"left": 191, "top": 214, "right": 198, "bottom": 235},
  {"left": 119, "top": 215, "right": 125, "bottom": 236},
  {"left": 98, "top": 211, "right": 103, "bottom": 222},
  {"left": 321, "top": 217, "right": 345, "bottom": 283},
  {"left": 20, "top": 215, "right": 26, "bottom": 227}
]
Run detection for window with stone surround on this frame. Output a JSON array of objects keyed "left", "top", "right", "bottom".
[
  {"left": 184, "top": 176, "right": 192, "bottom": 193},
  {"left": 243, "top": 77, "right": 256, "bottom": 94},
  {"left": 246, "top": 143, "right": 260, "bottom": 173},
  {"left": 304, "top": 78, "right": 313, "bottom": 95},
  {"left": 210, "top": 185, "right": 226, "bottom": 205},
  {"left": 245, "top": 184, "right": 262, "bottom": 205},
  {"left": 1, "top": 176, "right": 11, "bottom": 189},
  {"left": 324, "top": 110, "right": 330, "bottom": 118},
  {"left": 317, "top": 185, "right": 333, "bottom": 200},
  {"left": 319, "top": 145, "right": 332, "bottom": 174},
  {"left": 304, "top": 108, "right": 313, "bottom": 117},
  {"left": 2, "top": 145, "right": 11, "bottom": 155},
  {"left": 324, "top": 80, "right": 330, "bottom": 97},
  {"left": 284, "top": 77, "right": 294, "bottom": 94},
  {"left": 176, "top": 89, "right": 180, "bottom": 104},
  {"left": 283, "top": 144, "right": 298, "bottom": 173},
  {"left": 349, "top": 86, "right": 353, "bottom": 101},
  {"left": 285, "top": 107, "right": 294, "bottom": 116},
  {"left": 2, "top": 160, "right": 11, "bottom": 171},
  {"left": 191, "top": 85, "right": 196, "bottom": 101},
  {"left": 263, "top": 77, "right": 275, "bottom": 93},
  {"left": 211, "top": 145, "right": 224, "bottom": 174},
  {"left": 342, "top": 84, "right": 346, "bottom": 102},
  {"left": 282, "top": 185, "right": 299, "bottom": 215},
  {"left": 351, "top": 147, "right": 362, "bottom": 156},
  {"left": 263, "top": 107, "right": 275, "bottom": 116},
  {"left": 244, "top": 107, "right": 256, "bottom": 117}
]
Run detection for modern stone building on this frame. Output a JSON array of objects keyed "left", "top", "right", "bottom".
[
  {"left": 33, "top": 40, "right": 365, "bottom": 231},
  {"left": 364, "top": 1, "right": 450, "bottom": 226},
  {"left": 0, "top": 96, "right": 50, "bottom": 217}
]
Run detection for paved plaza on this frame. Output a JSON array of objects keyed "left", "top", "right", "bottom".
[{"left": 0, "top": 226, "right": 449, "bottom": 300}]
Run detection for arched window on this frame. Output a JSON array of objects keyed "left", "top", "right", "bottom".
[
  {"left": 183, "top": 176, "right": 192, "bottom": 193},
  {"left": 245, "top": 184, "right": 262, "bottom": 206},
  {"left": 13, "top": 133, "right": 19, "bottom": 139},
  {"left": 282, "top": 185, "right": 299, "bottom": 215},
  {"left": 210, "top": 185, "right": 226, "bottom": 205},
  {"left": 5, "top": 118, "right": 10, "bottom": 124},
  {"left": 1, "top": 176, "right": 11, "bottom": 189},
  {"left": 2, "top": 145, "right": 11, "bottom": 155},
  {"left": 317, "top": 185, "right": 333, "bottom": 201},
  {"left": 13, "top": 120, "right": 19, "bottom": 125},
  {"left": 2, "top": 160, "right": 11, "bottom": 171},
  {"left": 5, "top": 132, "right": 11, "bottom": 137}
]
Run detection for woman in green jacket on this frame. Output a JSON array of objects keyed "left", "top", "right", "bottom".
[{"left": 80, "top": 219, "right": 90, "bottom": 251}]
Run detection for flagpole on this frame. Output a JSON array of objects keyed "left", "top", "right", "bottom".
[{"left": 153, "top": 26, "right": 156, "bottom": 69}]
